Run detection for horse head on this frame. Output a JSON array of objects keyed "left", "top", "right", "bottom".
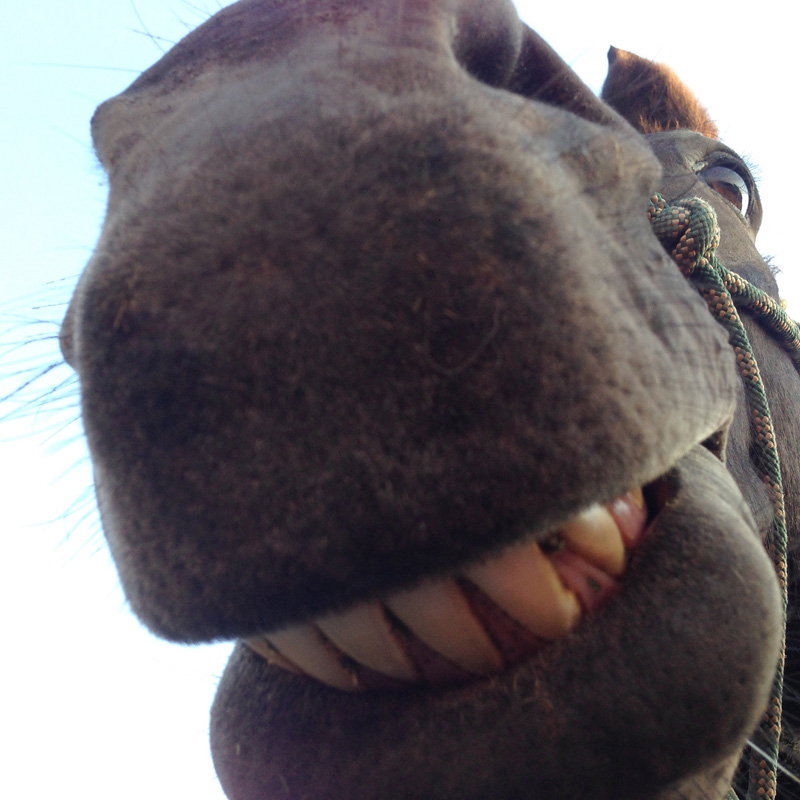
[{"left": 60, "top": 1, "right": 800, "bottom": 797}]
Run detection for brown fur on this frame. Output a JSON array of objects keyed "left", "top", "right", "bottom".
[{"left": 602, "top": 46, "right": 719, "bottom": 137}]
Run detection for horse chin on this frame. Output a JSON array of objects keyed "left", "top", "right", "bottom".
[{"left": 209, "top": 444, "right": 782, "bottom": 800}]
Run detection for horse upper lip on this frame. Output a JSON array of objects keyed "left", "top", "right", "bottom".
[{"left": 245, "top": 487, "right": 650, "bottom": 691}]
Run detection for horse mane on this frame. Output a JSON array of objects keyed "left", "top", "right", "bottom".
[{"left": 601, "top": 46, "right": 719, "bottom": 138}]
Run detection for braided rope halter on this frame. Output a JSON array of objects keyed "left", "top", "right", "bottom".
[{"left": 648, "top": 193, "right": 800, "bottom": 800}]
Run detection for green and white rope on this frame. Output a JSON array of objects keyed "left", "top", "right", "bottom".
[{"left": 648, "top": 193, "right": 796, "bottom": 800}]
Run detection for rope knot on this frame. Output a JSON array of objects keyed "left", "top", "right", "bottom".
[{"left": 647, "top": 193, "right": 720, "bottom": 276}]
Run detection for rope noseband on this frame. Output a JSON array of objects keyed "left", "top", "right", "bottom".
[{"left": 648, "top": 193, "right": 799, "bottom": 800}]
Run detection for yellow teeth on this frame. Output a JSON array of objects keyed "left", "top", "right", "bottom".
[
  {"left": 386, "top": 578, "right": 503, "bottom": 675},
  {"left": 316, "top": 602, "right": 419, "bottom": 681},
  {"left": 560, "top": 504, "right": 626, "bottom": 577},
  {"left": 263, "top": 625, "right": 358, "bottom": 691},
  {"left": 245, "top": 637, "right": 302, "bottom": 674},
  {"left": 463, "top": 542, "right": 582, "bottom": 640},
  {"left": 246, "top": 487, "right": 647, "bottom": 691}
]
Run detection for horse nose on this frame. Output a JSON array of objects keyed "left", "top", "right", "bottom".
[{"left": 60, "top": 0, "right": 740, "bottom": 644}]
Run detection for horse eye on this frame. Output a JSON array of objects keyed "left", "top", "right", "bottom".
[{"left": 700, "top": 164, "right": 751, "bottom": 216}]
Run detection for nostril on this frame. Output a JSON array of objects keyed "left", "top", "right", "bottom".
[
  {"left": 701, "top": 428, "right": 729, "bottom": 462},
  {"left": 451, "top": 0, "right": 523, "bottom": 88}
]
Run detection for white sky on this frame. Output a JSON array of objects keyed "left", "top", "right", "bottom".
[{"left": 2, "top": 2, "right": 797, "bottom": 799}]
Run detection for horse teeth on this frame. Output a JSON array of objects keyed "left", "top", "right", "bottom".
[
  {"left": 248, "top": 486, "right": 649, "bottom": 690},
  {"left": 463, "top": 541, "right": 582, "bottom": 640},
  {"left": 559, "top": 503, "right": 626, "bottom": 576},
  {"left": 315, "top": 602, "right": 419, "bottom": 682},
  {"left": 549, "top": 549, "right": 620, "bottom": 612},
  {"left": 608, "top": 487, "right": 648, "bottom": 549},
  {"left": 245, "top": 637, "right": 303, "bottom": 674},
  {"left": 262, "top": 624, "right": 360, "bottom": 691},
  {"left": 385, "top": 578, "right": 504, "bottom": 675}
]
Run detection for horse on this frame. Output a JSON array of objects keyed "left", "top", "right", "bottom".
[{"left": 58, "top": 0, "right": 800, "bottom": 797}]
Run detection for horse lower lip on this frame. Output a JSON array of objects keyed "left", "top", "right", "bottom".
[{"left": 245, "top": 487, "right": 650, "bottom": 691}]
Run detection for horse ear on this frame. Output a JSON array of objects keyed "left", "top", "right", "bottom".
[{"left": 600, "top": 46, "right": 718, "bottom": 138}]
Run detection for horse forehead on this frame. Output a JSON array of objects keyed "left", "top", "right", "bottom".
[{"left": 647, "top": 130, "right": 734, "bottom": 174}]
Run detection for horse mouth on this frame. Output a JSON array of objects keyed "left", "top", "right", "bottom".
[{"left": 245, "top": 486, "right": 652, "bottom": 692}]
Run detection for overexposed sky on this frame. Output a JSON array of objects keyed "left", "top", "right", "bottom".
[{"left": 2, "top": 2, "right": 797, "bottom": 799}]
